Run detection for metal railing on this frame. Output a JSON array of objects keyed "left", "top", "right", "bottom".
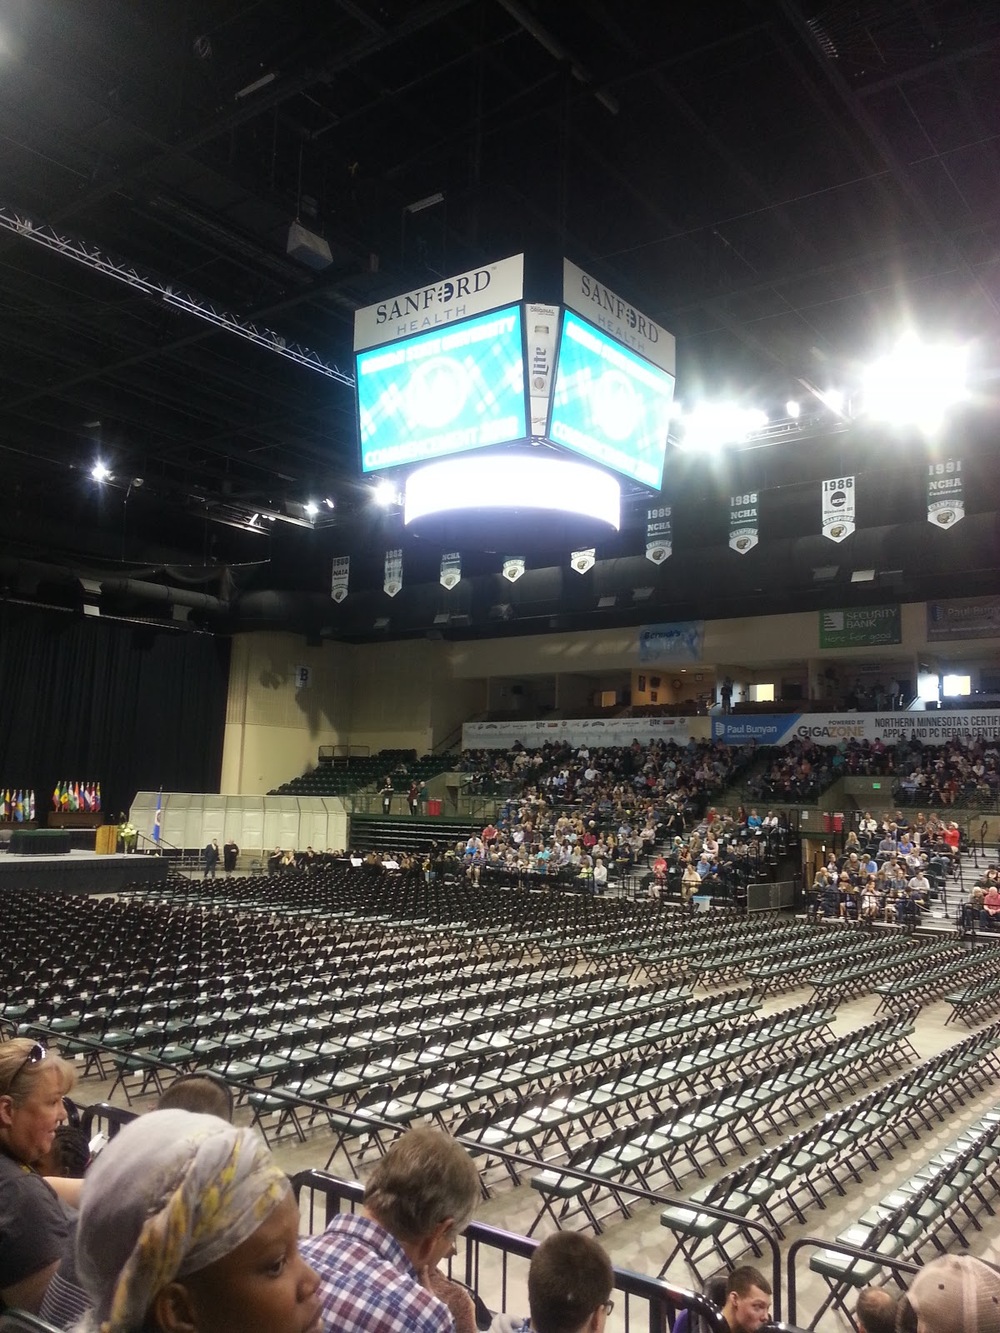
[
  {"left": 291, "top": 1169, "right": 731, "bottom": 1333},
  {"left": 785, "top": 1235, "right": 919, "bottom": 1330}
]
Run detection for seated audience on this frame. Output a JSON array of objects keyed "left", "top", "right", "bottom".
[
  {"left": 300, "top": 1127, "right": 480, "bottom": 1333},
  {"left": 0, "top": 1038, "right": 75, "bottom": 1313},
  {"left": 854, "top": 1286, "right": 897, "bottom": 1333},
  {"left": 72, "top": 1109, "right": 319, "bottom": 1333}
]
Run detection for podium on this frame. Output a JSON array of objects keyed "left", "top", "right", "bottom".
[{"left": 95, "top": 825, "right": 118, "bottom": 856}]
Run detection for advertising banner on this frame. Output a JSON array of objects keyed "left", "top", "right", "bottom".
[
  {"left": 330, "top": 556, "right": 350, "bottom": 604},
  {"left": 638, "top": 621, "right": 704, "bottom": 663},
  {"left": 571, "top": 548, "right": 596, "bottom": 574},
  {"left": 711, "top": 709, "right": 1000, "bottom": 745},
  {"left": 383, "top": 548, "right": 402, "bottom": 598},
  {"left": 562, "top": 259, "right": 675, "bottom": 374},
  {"left": 821, "top": 476, "right": 855, "bottom": 542},
  {"left": 927, "top": 459, "right": 964, "bottom": 528},
  {"left": 502, "top": 556, "right": 526, "bottom": 583},
  {"left": 354, "top": 253, "right": 524, "bottom": 350},
  {"left": 645, "top": 506, "right": 672, "bottom": 564},
  {"left": 729, "top": 490, "right": 759, "bottom": 554},
  {"left": 927, "top": 595, "right": 1000, "bottom": 642},
  {"left": 819, "top": 605, "right": 901, "bottom": 648},
  {"left": 439, "top": 552, "right": 461, "bottom": 590},
  {"left": 525, "top": 302, "right": 559, "bottom": 436},
  {"left": 463, "top": 715, "right": 691, "bottom": 750}
]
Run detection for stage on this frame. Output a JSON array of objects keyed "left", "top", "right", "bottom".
[{"left": 0, "top": 849, "right": 169, "bottom": 894}]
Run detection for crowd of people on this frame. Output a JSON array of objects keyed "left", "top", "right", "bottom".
[
  {"left": 1, "top": 1034, "right": 992, "bottom": 1333},
  {"left": 891, "top": 734, "right": 1000, "bottom": 808}
]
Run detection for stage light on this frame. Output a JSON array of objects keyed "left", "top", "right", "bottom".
[
  {"left": 323, "top": 497, "right": 335, "bottom": 509},
  {"left": 861, "top": 335, "right": 968, "bottom": 431},
  {"left": 785, "top": 399, "right": 801, "bottom": 419},
  {"left": 91, "top": 461, "right": 111, "bottom": 482},
  {"left": 373, "top": 480, "right": 398, "bottom": 507},
  {"left": 674, "top": 403, "right": 768, "bottom": 451},
  {"left": 304, "top": 501, "right": 319, "bottom": 518}
]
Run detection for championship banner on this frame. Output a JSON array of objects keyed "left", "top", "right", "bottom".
[
  {"left": 927, "top": 459, "right": 964, "bottom": 528},
  {"left": 384, "top": 548, "right": 403, "bottom": 598},
  {"left": 729, "top": 490, "right": 759, "bottom": 554},
  {"left": 526, "top": 302, "right": 559, "bottom": 436},
  {"left": 638, "top": 621, "right": 704, "bottom": 663},
  {"left": 646, "top": 505, "right": 672, "bottom": 564},
  {"left": 571, "top": 548, "right": 596, "bottom": 574},
  {"left": 821, "top": 476, "right": 855, "bottom": 542},
  {"left": 502, "top": 556, "right": 526, "bottom": 583},
  {"left": 440, "top": 552, "right": 461, "bottom": 590},
  {"left": 330, "top": 556, "right": 350, "bottom": 604}
]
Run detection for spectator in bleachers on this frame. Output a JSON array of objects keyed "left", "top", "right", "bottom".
[
  {"left": 526, "top": 1232, "right": 613, "bottom": 1333},
  {"left": 719, "top": 1266, "right": 772, "bottom": 1333},
  {"left": 301, "top": 1127, "right": 480, "bottom": 1333},
  {"left": 897, "top": 1253, "right": 1000, "bottom": 1333},
  {"left": 0, "top": 1038, "right": 75, "bottom": 1313},
  {"left": 72, "top": 1109, "right": 319, "bottom": 1333},
  {"left": 854, "top": 1287, "right": 897, "bottom": 1333}
]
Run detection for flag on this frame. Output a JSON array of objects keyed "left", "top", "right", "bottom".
[
  {"left": 95, "top": 781, "right": 102, "bottom": 812},
  {"left": 152, "top": 789, "right": 162, "bottom": 845},
  {"left": 927, "top": 458, "right": 963, "bottom": 528},
  {"left": 52, "top": 783, "right": 61, "bottom": 811},
  {"left": 61, "top": 782, "right": 70, "bottom": 809},
  {"left": 646, "top": 506, "right": 672, "bottom": 564},
  {"left": 821, "top": 476, "right": 855, "bottom": 542},
  {"left": 28, "top": 790, "right": 35, "bottom": 821}
]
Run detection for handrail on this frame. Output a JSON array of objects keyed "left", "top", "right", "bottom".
[
  {"left": 40, "top": 1027, "right": 783, "bottom": 1314},
  {"left": 291, "top": 1168, "right": 731, "bottom": 1333},
  {"left": 785, "top": 1235, "right": 918, "bottom": 1329}
]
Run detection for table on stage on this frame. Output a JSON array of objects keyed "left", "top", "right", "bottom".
[{"left": 8, "top": 829, "right": 72, "bottom": 856}]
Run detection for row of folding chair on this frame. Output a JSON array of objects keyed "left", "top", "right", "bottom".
[
  {"left": 807, "top": 938, "right": 962, "bottom": 1003},
  {"left": 944, "top": 969, "right": 1000, "bottom": 1025},
  {"left": 874, "top": 944, "right": 1000, "bottom": 1013}
]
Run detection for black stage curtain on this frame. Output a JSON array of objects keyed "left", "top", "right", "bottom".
[{"left": 0, "top": 605, "right": 230, "bottom": 817}]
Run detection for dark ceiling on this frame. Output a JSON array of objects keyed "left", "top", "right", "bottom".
[{"left": 0, "top": 0, "right": 998, "bottom": 642}]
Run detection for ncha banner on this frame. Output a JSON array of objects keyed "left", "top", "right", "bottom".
[
  {"left": 729, "top": 490, "right": 759, "bottom": 554},
  {"left": 927, "top": 458, "right": 963, "bottom": 528},
  {"left": 646, "top": 505, "right": 672, "bottom": 564},
  {"left": 440, "top": 552, "right": 461, "bottom": 590}
]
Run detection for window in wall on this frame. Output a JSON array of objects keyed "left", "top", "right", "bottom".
[
  {"left": 750, "top": 683, "right": 775, "bottom": 702},
  {"left": 942, "top": 673, "right": 971, "bottom": 697},
  {"left": 650, "top": 690, "right": 658, "bottom": 703}
]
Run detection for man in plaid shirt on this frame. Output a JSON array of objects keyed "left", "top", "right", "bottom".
[{"left": 301, "top": 1128, "right": 481, "bottom": 1333}]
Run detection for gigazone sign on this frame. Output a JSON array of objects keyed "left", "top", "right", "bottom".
[{"left": 711, "top": 710, "right": 1000, "bottom": 745}]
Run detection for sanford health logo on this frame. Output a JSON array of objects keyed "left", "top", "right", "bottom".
[{"left": 375, "top": 269, "right": 493, "bottom": 324}]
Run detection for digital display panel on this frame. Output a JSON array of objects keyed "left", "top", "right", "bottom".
[
  {"left": 547, "top": 309, "right": 675, "bottom": 488},
  {"left": 356, "top": 304, "right": 527, "bottom": 473}
]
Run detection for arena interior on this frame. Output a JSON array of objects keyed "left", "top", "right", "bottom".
[{"left": 2, "top": 3, "right": 1000, "bottom": 1331}]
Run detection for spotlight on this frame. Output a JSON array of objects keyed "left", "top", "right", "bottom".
[
  {"left": 373, "top": 480, "right": 398, "bottom": 507},
  {"left": 861, "top": 335, "right": 968, "bottom": 432},
  {"left": 91, "top": 461, "right": 111, "bottom": 482},
  {"left": 785, "top": 399, "right": 801, "bottom": 419},
  {"left": 323, "top": 497, "right": 335, "bottom": 509},
  {"left": 304, "top": 501, "right": 319, "bottom": 518},
  {"left": 675, "top": 403, "right": 768, "bottom": 451}
]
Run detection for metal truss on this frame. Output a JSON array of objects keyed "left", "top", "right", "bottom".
[{"left": 0, "top": 204, "right": 356, "bottom": 387}]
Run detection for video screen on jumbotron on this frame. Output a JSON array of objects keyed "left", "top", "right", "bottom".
[
  {"left": 547, "top": 309, "right": 675, "bottom": 489},
  {"left": 356, "top": 304, "right": 527, "bottom": 473}
]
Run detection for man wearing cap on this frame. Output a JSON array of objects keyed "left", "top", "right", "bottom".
[{"left": 898, "top": 1254, "right": 1000, "bottom": 1333}]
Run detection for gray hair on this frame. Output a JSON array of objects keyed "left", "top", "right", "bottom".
[{"left": 364, "top": 1128, "right": 480, "bottom": 1242}]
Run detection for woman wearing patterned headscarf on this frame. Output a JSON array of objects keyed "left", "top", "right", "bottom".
[{"left": 72, "top": 1109, "right": 321, "bottom": 1333}]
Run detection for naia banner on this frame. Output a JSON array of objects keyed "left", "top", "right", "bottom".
[
  {"left": 927, "top": 459, "right": 964, "bottom": 528},
  {"left": 646, "top": 505, "right": 672, "bottom": 564},
  {"left": 384, "top": 548, "right": 403, "bottom": 598},
  {"left": 330, "top": 556, "right": 349, "bottom": 603},
  {"left": 729, "top": 490, "right": 759, "bottom": 554},
  {"left": 440, "top": 552, "right": 461, "bottom": 590},
  {"left": 821, "top": 476, "right": 855, "bottom": 542}
]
